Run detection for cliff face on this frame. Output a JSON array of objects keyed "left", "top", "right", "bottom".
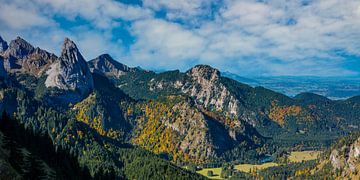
[
  {"left": 45, "top": 38, "right": 93, "bottom": 95},
  {"left": 329, "top": 137, "right": 360, "bottom": 175},
  {"left": 3, "top": 37, "right": 34, "bottom": 60},
  {"left": 132, "top": 96, "right": 241, "bottom": 163},
  {"left": 312, "top": 133, "right": 360, "bottom": 179},
  {"left": 183, "top": 65, "right": 240, "bottom": 118},
  {"left": 88, "top": 54, "right": 133, "bottom": 78},
  {"left": 1, "top": 37, "right": 56, "bottom": 77}
]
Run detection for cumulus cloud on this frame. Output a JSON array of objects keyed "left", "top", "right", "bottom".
[
  {"left": 126, "top": 19, "right": 205, "bottom": 69},
  {"left": 0, "top": 1, "right": 53, "bottom": 29},
  {"left": 143, "top": 0, "right": 218, "bottom": 24},
  {"left": 0, "top": 0, "right": 136, "bottom": 60},
  {"left": 33, "top": 0, "right": 153, "bottom": 29},
  {"left": 0, "top": 0, "right": 359, "bottom": 76},
  {"left": 73, "top": 29, "right": 126, "bottom": 60},
  {"left": 128, "top": 0, "right": 360, "bottom": 76}
]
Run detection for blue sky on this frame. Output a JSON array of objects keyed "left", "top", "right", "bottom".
[{"left": 0, "top": 0, "right": 359, "bottom": 77}]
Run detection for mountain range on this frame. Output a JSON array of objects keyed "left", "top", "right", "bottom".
[{"left": 0, "top": 36, "right": 359, "bottom": 179}]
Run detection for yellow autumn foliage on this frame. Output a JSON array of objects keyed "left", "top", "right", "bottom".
[
  {"left": 269, "top": 101, "right": 302, "bottom": 127},
  {"left": 74, "top": 93, "right": 121, "bottom": 140},
  {"left": 133, "top": 101, "right": 190, "bottom": 162}
]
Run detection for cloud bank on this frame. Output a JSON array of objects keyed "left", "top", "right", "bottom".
[{"left": 0, "top": 0, "right": 359, "bottom": 76}]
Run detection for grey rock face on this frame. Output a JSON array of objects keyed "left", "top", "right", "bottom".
[
  {"left": 330, "top": 137, "right": 360, "bottom": 172},
  {"left": 2, "top": 37, "right": 34, "bottom": 71},
  {"left": 19, "top": 47, "right": 57, "bottom": 76},
  {"left": 1, "top": 36, "right": 56, "bottom": 76},
  {"left": 187, "top": 65, "right": 221, "bottom": 82},
  {"left": 183, "top": 65, "right": 240, "bottom": 118},
  {"left": 4, "top": 36, "right": 34, "bottom": 59},
  {"left": 0, "top": 36, "right": 8, "bottom": 54},
  {"left": 45, "top": 38, "right": 94, "bottom": 95},
  {"left": 166, "top": 100, "right": 217, "bottom": 161},
  {"left": 88, "top": 54, "right": 131, "bottom": 77}
]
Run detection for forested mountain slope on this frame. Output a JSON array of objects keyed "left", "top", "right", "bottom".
[{"left": 0, "top": 35, "right": 359, "bottom": 178}]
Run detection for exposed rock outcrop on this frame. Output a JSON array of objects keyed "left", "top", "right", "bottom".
[
  {"left": 329, "top": 137, "right": 360, "bottom": 172},
  {"left": 45, "top": 38, "right": 93, "bottom": 95},
  {"left": 1, "top": 36, "right": 56, "bottom": 76},
  {"left": 4, "top": 37, "right": 34, "bottom": 60},
  {"left": 183, "top": 65, "right": 240, "bottom": 117},
  {"left": 316, "top": 135, "right": 360, "bottom": 179},
  {"left": 133, "top": 96, "right": 231, "bottom": 162},
  {"left": 88, "top": 54, "right": 132, "bottom": 78},
  {"left": 20, "top": 47, "right": 57, "bottom": 76}
]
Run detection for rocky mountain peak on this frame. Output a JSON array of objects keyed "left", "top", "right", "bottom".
[
  {"left": 60, "top": 37, "right": 85, "bottom": 64},
  {"left": 45, "top": 38, "right": 93, "bottom": 95},
  {"left": 187, "top": 64, "right": 220, "bottom": 82},
  {"left": 183, "top": 64, "right": 240, "bottom": 119},
  {"left": 97, "top": 53, "right": 112, "bottom": 60},
  {"left": 32, "top": 47, "right": 57, "bottom": 60},
  {"left": 92, "top": 54, "right": 120, "bottom": 66},
  {"left": 0, "top": 36, "right": 8, "bottom": 54},
  {"left": 0, "top": 36, "right": 57, "bottom": 76},
  {"left": 88, "top": 54, "right": 131, "bottom": 77},
  {"left": 5, "top": 36, "right": 35, "bottom": 59}
]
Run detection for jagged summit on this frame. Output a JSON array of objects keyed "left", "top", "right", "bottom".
[
  {"left": 187, "top": 64, "right": 221, "bottom": 82},
  {"left": 0, "top": 36, "right": 8, "bottom": 54},
  {"left": 45, "top": 38, "right": 93, "bottom": 95},
  {"left": 60, "top": 38, "right": 85, "bottom": 64},
  {"left": 4, "top": 36, "right": 35, "bottom": 59},
  {"left": 0, "top": 36, "right": 57, "bottom": 76},
  {"left": 88, "top": 54, "right": 131, "bottom": 77}
]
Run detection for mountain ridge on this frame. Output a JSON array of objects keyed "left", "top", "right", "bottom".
[
  {"left": 88, "top": 53, "right": 133, "bottom": 78},
  {"left": 45, "top": 38, "right": 94, "bottom": 94},
  {"left": 1, "top": 35, "right": 360, "bottom": 179}
]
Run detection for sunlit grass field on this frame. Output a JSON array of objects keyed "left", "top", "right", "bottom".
[
  {"left": 196, "top": 167, "right": 223, "bottom": 179},
  {"left": 288, "top": 151, "right": 320, "bottom": 163},
  {"left": 195, "top": 151, "right": 322, "bottom": 178},
  {"left": 234, "top": 162, "right": 279, "bottom": 173}
]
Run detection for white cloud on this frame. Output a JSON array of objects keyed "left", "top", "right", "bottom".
[
  {"left": 73, "top": 30, "right": 125, "bottom": 60},
  {"left": 0, "top": 0, "right": 359, "bottom": 76},
  {"left": 127, "top": 19, "right": 205, "bottom": 69},
  {"left": 219, "top": 0, "right": 360, "bottom": 76},
  {"left": 0, "top": 2, "right": 53, "bottom": 29},
  {"left": 0, "top": 0, "right": 133, "bottom": 61},
  {"left": 33, "top": 0, "right": 153, "bottom": 29},
  {"left": 143, "top": 0, "right": 217, "bottom": 23},
  {"left": 130, "top": 0, "right": 360, "bottom": 76}
]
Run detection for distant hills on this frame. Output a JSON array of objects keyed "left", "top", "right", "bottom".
[
  {"left": 0, "top": 35, "right": 359, "bottom": 179},
  {"left": 223, "top": 72, "right": 360, "bottom": 100}
]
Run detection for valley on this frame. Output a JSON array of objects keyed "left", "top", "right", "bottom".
[
  {"left": 0, "top": 35, "right": 359, "bottom": 179},
  {"left": 195, "top": 150, "right": 320, "bottom": 179}
]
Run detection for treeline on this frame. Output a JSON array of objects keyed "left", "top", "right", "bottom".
[
  {"left": 0, "top": 86, "right": 205, "bottom": 179},
  {"left": 0, "top": 111, "right": 94, "bottom": 179}
]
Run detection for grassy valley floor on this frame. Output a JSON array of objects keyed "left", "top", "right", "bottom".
[{"left": 195, "top": 150, "right": 321, "bottom": 179}]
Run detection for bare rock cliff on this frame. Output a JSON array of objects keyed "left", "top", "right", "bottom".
[{"left": 45, "top": 38, "right": 93, "bottom": 95}]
